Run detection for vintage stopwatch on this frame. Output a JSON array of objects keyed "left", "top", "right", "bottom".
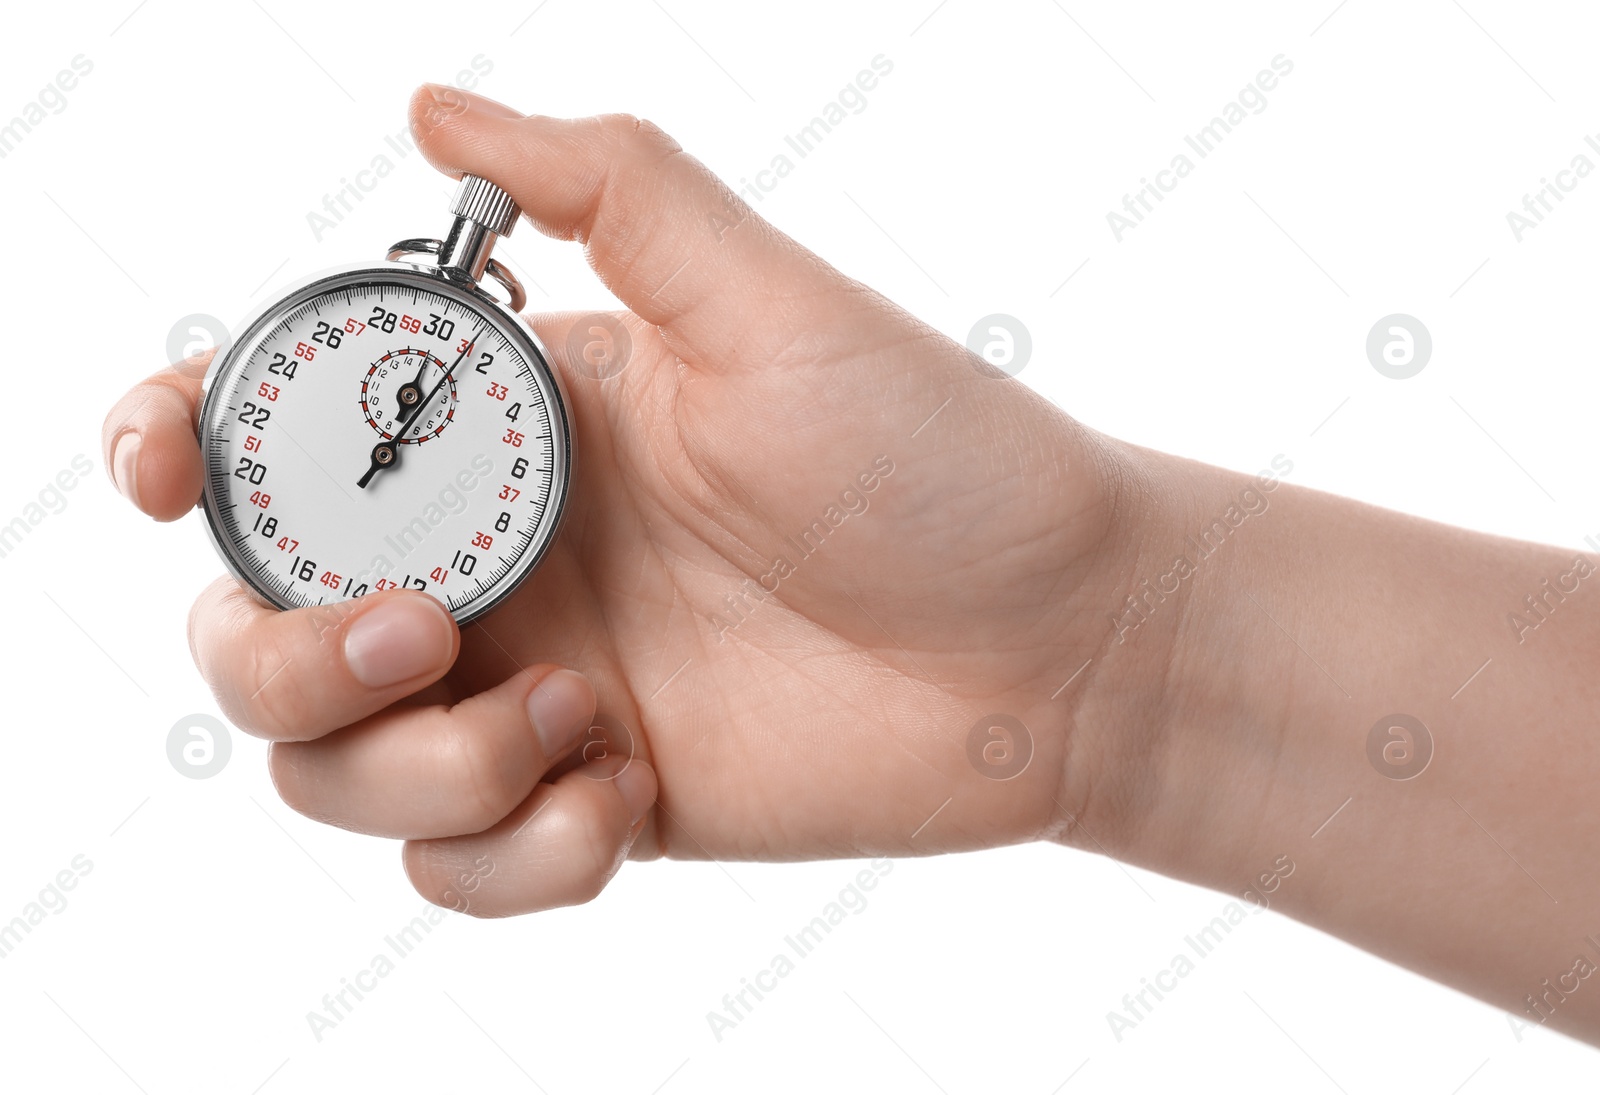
[{"left": 197, "top": 175, "right": 572, "bottom": 624}]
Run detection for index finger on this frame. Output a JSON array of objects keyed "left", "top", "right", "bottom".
[
  {"left": 409, "top": 86, "right": 868, "bottom": 378},
  {"left": 101, "top": 349, "right": 210, "bottom": 521}
]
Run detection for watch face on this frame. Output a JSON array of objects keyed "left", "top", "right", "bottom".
[{"left": 198, "top": 264, "right": 571, "bottom": 624}]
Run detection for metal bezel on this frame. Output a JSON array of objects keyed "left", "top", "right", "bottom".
[{"left": 197, "top": 260, "right": 573, "bottom": 626}]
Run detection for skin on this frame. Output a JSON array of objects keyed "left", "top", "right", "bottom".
[{"left": 103, "top": 85, "right": 1600, "bottom": 1046}]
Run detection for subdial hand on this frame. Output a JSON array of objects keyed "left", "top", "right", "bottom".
[
  {"left": 357, "top": 328, "right": 483, "bottom": 489},
  {"left": 392, "top": 352, "right": 433, "bottom": 417}
]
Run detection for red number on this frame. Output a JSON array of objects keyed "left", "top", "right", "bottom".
[
  {"left": 244, "top": 434, "right": 262, "bottom": 452},
  {"left": 257, "top": 382, "right": 281, "bottom": 402},
  {"left": 502, "top": 429, "right": 524, "bottom": 447},
  {"left": 276, "top": 537, "right": 300, "bottom": 553},
  {"left": 429, "top": 566, "right": 448, "bottom": 583},
  {"left": 498, "top": 485, "right": 520, "bottom": 501},
  {"left": 375, "top": 579, "right": 397, "bottom": 592},
  {"left": 487, "top": 382, "right": 508, "bottom": 401},
  {"left": 400, "top": 314, "right": 421, "bottom": 334},
  {"left": 344, "top": 318, "right": 367, "bottom": 335},
  {"left": 456, "top": 337, "right": 474, "bottom": 354},
  {"left": 319, "top": 571, "right": 342, "bottom": 588},
  {"left": 249, "top": 491, "right": 271, "bottom": 509},
  {"left": 471, "top": 532, "right": 493, "bottom": 549},
  {"left": 294, "top": 341, "right": 316, "bottom": 360}
]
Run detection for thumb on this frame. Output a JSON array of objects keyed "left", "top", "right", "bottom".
[{"left": 408, "top": 85, "right": 877, "bottom": 378}]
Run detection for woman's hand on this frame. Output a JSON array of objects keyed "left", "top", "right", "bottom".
[
  {"left": 104, "top": 84, "right": 1600, "bottom": 1048},
  {"left": 101, "top": 87, "right": 1164, "bottom": 917}
]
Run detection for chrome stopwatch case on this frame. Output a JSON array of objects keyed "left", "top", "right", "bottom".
[{"left": 196, "top": 175, "right": 572, "bottom": 624}]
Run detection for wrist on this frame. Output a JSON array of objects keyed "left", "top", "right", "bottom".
[
  {"left": 1043, "top": 434, "right": 1600, "bottom": 1039},
  {"left": 1046, "top": 442, "right": 1300, "bottom": 881}
]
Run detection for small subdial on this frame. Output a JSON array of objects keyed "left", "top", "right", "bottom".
[{"left": 360, "top": 349, "right": 458, "bottom": 444}]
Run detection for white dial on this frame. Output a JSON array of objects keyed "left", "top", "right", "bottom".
[{"left": 199, "top": 267, "right": 571, "bottom": 624}]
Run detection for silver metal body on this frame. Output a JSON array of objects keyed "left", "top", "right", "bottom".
[{"left": 195, "top": 177, "right": 573, "bottom": 625}]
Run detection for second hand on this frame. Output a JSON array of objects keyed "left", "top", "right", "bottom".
[{"left": 357, "top": 327, "right": 484, "bottom": 489}]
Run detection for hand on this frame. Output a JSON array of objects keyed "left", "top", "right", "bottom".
[
  {"left": 99, "top": 83, "right": 1600, "bottom": 1047},
  {"left": 101, "top": 86, "right": 1162, "bottom": 917}
]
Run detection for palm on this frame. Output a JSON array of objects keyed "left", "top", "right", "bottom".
[{"left": 446, "top": 300, "right": 1113, "bottom": 862}]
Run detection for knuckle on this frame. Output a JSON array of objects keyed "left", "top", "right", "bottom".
[
  {"left": 111, "top": 372, "right": 199, "bottom": 436},
  {"left": 161, "top": 349, "right": 213, "bottom": 387},
  {"left": 404, "top": 843, "right": 491, "bottom": 916},
  {"left": 403, "top": 843, "right": 450, "bottom": 904},
  {"left": 185, "top": 592, "right": 209, "bottom": 674},
  {"left": 189, "top": 578, "right": 242, "bottom": 679},
  {"left": 191, "top": 584, "right": 254, "bottom": 727},
  {"left": 599, "top": 112, "right": 681, "bottom": 160},
  {"left": 266, "top": 742, "right": 313, "bottom": 817},
  {"left": 195, "top": 588, "right": 343, "bottom": 741},
  {"left": 453, "top": 888, "right": 502, "bottom": 919},
  {"left": 572, "top": 868, "right": 609, "bottom": 906},
  {"left": 241, "top": 633, "right": 307, "bottom": 738},
  {"left": 442, "top": 723, "right": 524, "bottom": 832},
  {"left": 558, "top": 789, "right": 625, "bottom": 904}
]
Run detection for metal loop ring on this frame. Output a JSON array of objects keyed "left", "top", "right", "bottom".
[
  {"left": 387, "top": 239, "right": 524, "bottom": 313},
  {"left": 485, "top": 259, "right": 527, "bottom": 314},
  {"left": 386, "top": 238, "right": 444, "bottom": 262}
]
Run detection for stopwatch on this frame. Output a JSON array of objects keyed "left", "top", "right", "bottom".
[{"left": 197, "top": 175, "right": 572, "bottom": 624}]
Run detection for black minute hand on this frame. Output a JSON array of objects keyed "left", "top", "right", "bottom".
[{"left": 357, "top": 327, "right": 483, "bottom": 489}]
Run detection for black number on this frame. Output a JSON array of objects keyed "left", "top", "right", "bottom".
[
  {"left": 312, "top": 320, "right": 343, "bottom": 348},
  {"left": 368, "top": 306, "right": 398, "bottom": 334},
  {"left": 238, "top": 401, "right": 270, "bottom": 428},
  {"left": 267, "top": 352, "right": 297, "bottom": 380},
  {"left": 494, "top": 511, "right": 510, "bottom": 532},
  {"left": 450, "top": 550, "right": 478, "bottom": 576},
  {"left": 233, "top": 457, "right": 268, "bottom": 485},
  {"left": 474, "top": 351, "right": 495, "bottom": 374},
  {"left": 423, "top": 313, "right": 455, "bottom": 341},
  {"left": 290, "top": 556, "right": 316, "bottom": 582},
  {"left": 348, "top": 583, "right": 369, "bottom": 599},
  {"left": 511, "top": 457, "right": 528, "bottom": 479},
  {"left": 253, "top": 515, "right": 278, "bottom": 537},
  {"left": 505, "top": 402, "right": 521, "bottom": 422}
]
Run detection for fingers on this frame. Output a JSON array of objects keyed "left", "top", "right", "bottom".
[
  {"left": 101, "top": 351, "right": 210, "bottom": 521},
  {"left": 269, "top": 666, "right": 597, "bottom": 839},
  {"left": 403, "top": 757, "right": 658, "bottom": 917},
  {"left": 409, "top": 85, "right": 858, "bottom": 376},
  {"left": 189, "top": 582, "right": 458, "bottom": 742}
]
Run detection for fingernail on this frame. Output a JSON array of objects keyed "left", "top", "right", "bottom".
[
  {"left": 110, "top": 431, "right": 141, "bottom": 505},
  {"left": 525, "top": 669, "right": 593, "bottom": 759},
  {"left": 614, "top": 763, "right": 655, "bottom": 827},
  {"left": 343, "top": 596, "right": 455, "bottom": 688}
]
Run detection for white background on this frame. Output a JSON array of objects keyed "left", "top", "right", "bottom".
[{"left": 2, "top": 0, "right": 1596, "bottom": 1090}]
